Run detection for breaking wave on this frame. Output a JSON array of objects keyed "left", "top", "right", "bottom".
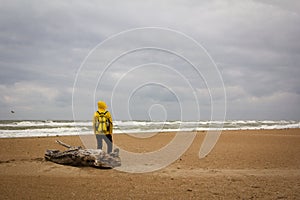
[{"left": 0, "top": 120, "right": 299, "bottom": 138}]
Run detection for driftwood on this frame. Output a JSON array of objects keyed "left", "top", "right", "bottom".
[{"left": 45, "top": 140, "right": 121, "bottom": 168}]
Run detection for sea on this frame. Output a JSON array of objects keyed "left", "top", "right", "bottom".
[{"left": 0, "top": 120, "right": 299, "bottom": 138}]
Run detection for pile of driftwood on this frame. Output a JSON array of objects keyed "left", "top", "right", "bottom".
[{"left": 45, "top": 140, "right": 121, "bottom": 168}]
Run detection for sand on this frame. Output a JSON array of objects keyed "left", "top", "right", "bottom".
[{"left": 0, "top": 129, "right": 300, "bottom": 199}]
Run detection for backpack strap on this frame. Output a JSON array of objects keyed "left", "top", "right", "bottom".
[
  {"left": 97, "top": 111, "right": 108, "bottom": 115},
  {"left": 97, "top": 111, "right": 111, "bottom": 124}
]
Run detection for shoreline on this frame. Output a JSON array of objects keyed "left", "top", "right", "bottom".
[
  {"left": 1, "top": 129, "right": 300, "bottom": 199},
  {"left": 0, "top": 127, "right": 299, "bottom": 139}
]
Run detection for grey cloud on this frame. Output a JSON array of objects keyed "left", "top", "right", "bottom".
[{"left": 0, "top": 0, "right": 299, "bottom": 120}]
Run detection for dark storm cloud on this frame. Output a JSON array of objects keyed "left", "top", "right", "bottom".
[{"left": 0, "top": 0, "right": 299, "bottom": 120}]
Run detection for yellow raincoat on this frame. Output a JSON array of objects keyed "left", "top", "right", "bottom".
[{"left": 93, "top": 101, "right": 113, "bottom": 135}]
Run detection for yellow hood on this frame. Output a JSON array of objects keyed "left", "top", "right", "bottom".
[{"left": 97, "top": 101, "right": 107, "bottom": 110}]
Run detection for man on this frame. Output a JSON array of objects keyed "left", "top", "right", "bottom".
[{"left": 93, "top": 101, "right": 113, "bottom": 153}]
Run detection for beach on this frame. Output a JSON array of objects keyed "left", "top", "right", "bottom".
[{"left": 0, "top": 129, "right": 300, "bottom": 199}]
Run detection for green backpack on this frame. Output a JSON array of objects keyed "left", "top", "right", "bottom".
[{"left": 95, "top": 111, "right": 110, "bottom": 134}]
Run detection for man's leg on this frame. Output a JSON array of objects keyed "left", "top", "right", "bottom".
[
  {"left": 104, "top": 134, "right": 113, "bottom": 153},
  {"left": 96, "top": 134, "right": 103, "bottom": 149}
]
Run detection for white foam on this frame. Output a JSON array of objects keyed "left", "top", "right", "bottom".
[{"left": 0, "top": 120, "right": 299, "bottom": 138}]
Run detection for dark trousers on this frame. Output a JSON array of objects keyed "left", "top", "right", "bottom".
[{"left": 96, "top": 134, "right": 113, "bottom": 153}]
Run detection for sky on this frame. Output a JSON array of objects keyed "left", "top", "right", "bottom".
[{"left": 0, "top": 0, "right": 299, "bottom": 120}]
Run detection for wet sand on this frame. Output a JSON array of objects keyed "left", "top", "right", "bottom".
[{"left": 0, "top": 129, "right": 300, "bottom": 199}]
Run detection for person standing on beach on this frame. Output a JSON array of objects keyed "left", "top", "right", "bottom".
[{"left": 93, "top": 101, "right": 113, "bottom": 153}]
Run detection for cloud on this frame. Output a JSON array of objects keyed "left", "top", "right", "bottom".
[
  {"left": 0, "top": 81, "right": 73, "bottom": 118},
  {"left": 0, "top": 0, "right": 299, "bottom": 120}
]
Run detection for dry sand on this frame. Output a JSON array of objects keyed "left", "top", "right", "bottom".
[{"left": 0, "top": 129, "right": 300, "bottom": 199}]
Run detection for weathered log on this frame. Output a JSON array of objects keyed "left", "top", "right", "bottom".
[{"left": 45, "top": 140, "right": 121, "bottom": 168}]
